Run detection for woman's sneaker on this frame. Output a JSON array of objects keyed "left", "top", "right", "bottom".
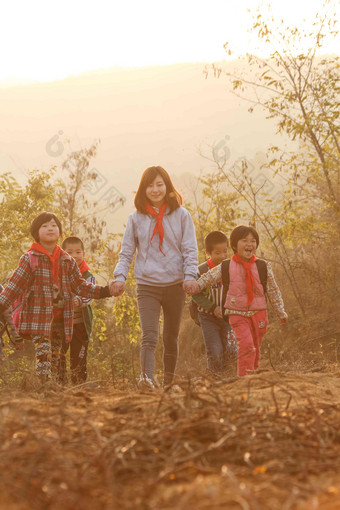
[{"left": 137, "top": 374, "right": 155, "bottom": 391}]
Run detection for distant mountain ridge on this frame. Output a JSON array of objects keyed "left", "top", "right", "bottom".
[{"left": 0, "top": 61, "right": 282, "bottom": 230}]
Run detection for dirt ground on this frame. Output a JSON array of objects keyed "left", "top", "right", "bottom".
[{"left": 1, "top": 368, "right": 340, "bottom": 510}]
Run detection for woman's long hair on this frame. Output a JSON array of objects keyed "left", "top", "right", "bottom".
[{"left": 134, "top": 166, "right": 182, "bottom": 214}]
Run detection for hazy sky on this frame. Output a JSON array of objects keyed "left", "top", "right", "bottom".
[{"left": 1, "top": 0, "right": 339, "bottom": 83}]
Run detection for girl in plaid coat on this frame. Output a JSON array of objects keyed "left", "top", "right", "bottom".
[{"left": 0, "top": 212, "right": 112, "bottom": 381}]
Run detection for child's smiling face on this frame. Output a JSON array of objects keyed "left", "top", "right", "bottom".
[
  {"left": 236, "top": 233, "right": 257, "bottom": 261},
  {"left": 207, "top": 242, "right": 228, "bottom": 266},
  {"left": 38, "top": 219, "right": 60, "bottom": 245},
  {"left": 64, "top": 243, "right": 85, "bottom": 266}
]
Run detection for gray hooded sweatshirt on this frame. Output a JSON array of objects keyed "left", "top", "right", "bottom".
[{"left": 114, "top": 206, "right": 198, "bottom": 286}]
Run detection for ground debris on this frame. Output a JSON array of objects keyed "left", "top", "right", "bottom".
[{"left": 1, "top": 370, "right": 340, "bottom": 509}]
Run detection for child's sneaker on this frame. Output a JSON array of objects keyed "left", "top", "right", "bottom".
[{"left": 137, "top": 374, "right": 155, "bottom": 391}]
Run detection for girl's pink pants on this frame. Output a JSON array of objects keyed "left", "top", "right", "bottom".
[{"left": 228, "top": 310, "right": 268, "bottom": 377}]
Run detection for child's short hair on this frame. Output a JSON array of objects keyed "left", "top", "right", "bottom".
[
  {"left": 30, "top": 212, "right": 63, "bottom": 242},
  {"left": 205, "top": 231, "right": 229, "bottom": 253},
  {"left": 230, "top": 225, "right": 259, "bottom": 253},
  {"left": 62, "top": 236, "right": 85, "bottom": 251}
]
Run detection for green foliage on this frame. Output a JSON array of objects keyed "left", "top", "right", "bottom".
[
  {"left": 223, "top": 1, "right": 340, "bottom": 228},
  {"left": 203, "top": 1, "right": 340, "bottom": 317},
  {"left": 185, "top": 172, "right": 241, "bottom": 260},
  {"left": 56, "top": 140, "right": 109, "bottom": 251},
  {"left": 0, "top": 345, "right": 36, "bottom": 390},
  {"left": 0, "top": 169, "right": 57, "bottom": 279},
  {"left": 113, "top": 276, "right": 141, "bottom": 345}
]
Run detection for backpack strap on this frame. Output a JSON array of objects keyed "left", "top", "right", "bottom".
[
  {"left": 221, "top": 259, "right": 231, "bottom": 315},
  {"left": 28, "top": 251, "right": 39, "bottom": 272},
  {"left": 255, "top": 259, "right": 268, "bottom": 294},
  {"left": 197, "top": 261, "right": 209, "bottom": 276},
  {"left": 82, "top": 270, "right": 92, "bottom": 280},
  {"left": 220, "top": 258, "right": 268, "bottom": 306},
  {"left": 189, "top": 261, "right": 211, "bottom": 326}
]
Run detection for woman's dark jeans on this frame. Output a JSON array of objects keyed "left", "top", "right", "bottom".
[{"left": 137, "top": 283, "right": 185, "bottom": 384}]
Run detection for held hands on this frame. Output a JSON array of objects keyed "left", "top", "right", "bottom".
[
  {"left": 183, "top": 281, "right": 200, "bottom": 295},
  {"left": 73, "top": 297, "right": 81, "bottom": 307},
  {"left": 109, "top": 281, "right": 126, "bottom": 297},
  {"left": 213, "top": 307, "right": 223, "bottom": 319}
]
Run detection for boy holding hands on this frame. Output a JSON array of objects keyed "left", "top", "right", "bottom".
[
  {"left": 0, "top": 212, "right": 113, "bottom": 381},
  {"left": 192, "top": 231, "right": 237, "bottom": 374},
  {"left": 60, "top": 236, "right": 95, "bottom": 384}
]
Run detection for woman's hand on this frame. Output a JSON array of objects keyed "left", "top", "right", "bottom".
[
  {"left": 110, "top": 281, "right": 126, "bottom": 297},
  {"left": 183, "top": 281, "right": 200, "bottom": 295}
]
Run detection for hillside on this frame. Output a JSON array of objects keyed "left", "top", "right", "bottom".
[{"left": 0, "top": 62, "right": 281, "bottom": 231}]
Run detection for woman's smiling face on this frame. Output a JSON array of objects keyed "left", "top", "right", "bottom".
[{"left": 145, "top": 174, "right": 167, "bottom": 208}]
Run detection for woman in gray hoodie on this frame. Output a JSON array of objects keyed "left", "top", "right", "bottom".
[{"left": 111, "top": 166, "right": 198, "bottom": 389}]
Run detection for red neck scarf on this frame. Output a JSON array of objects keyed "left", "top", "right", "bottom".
[
  {"left": 206, "top": 258, "right": 216, "bottom": 270},
  {"left": 206, "top": 258, "right": 223, "bottom": 286},
  {"left": 30, "top": 243, "right": 61, "bottom": 285},
  {"left": 145, "top": 202, "right": 167, "bottom": 256},
  {"left": 232, "top": 253, "right": 258, "bottom": 306},
  {"left": 78, "top": 260, "right": 90, "bottom": 276}
]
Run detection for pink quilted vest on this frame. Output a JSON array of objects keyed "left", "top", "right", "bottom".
[{"left": 224, "top": 259, "right": 267, "bottom": 311}]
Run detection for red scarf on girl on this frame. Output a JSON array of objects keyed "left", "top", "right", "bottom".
[
  {"left": 232, "top": 253, "right": 258, "bottom": 306},
  {"left": 145, "top": 202, "right": 167, "bottom": 256},
  {"left": 78, "top": 260, "right": 90, "bottom": 276},
  {"left": 30, "top": 243, "right": 61, "bottom": 285}
]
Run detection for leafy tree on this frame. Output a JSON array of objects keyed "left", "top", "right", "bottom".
[
  {"left": 56, "top": 140, "right": 107, "bottom": 250},
  {"left": 216, "top": 0, "right": 340, "bottom": 239},
  {"left": 185, "top": 172, "right": 241, "bottom": 259},
  {"left": 0, "top": 169, "right": 57, "bottom": 279},
  {"left": 203, "top": 0, "right": 340, "bottom": 318}
]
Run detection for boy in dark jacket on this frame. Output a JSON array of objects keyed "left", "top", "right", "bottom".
[
  {"left": 60, "top": 236, "right": 95, "bottom": 384},
  {"left": 192, "top": 231, "right": 237, "bottom": 374},
  {"left": 0, "top": 212, "right": 112, "bottom": 381}
]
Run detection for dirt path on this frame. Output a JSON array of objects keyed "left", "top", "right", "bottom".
[{"left": 1, "top": 369, "right": 340, "bottom": 510}]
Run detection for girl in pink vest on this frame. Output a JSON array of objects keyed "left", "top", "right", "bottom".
[{"left": 188, "top": 225, "right": 288, "bottom": 377}]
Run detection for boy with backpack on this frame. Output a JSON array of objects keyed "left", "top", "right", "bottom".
[
  {"left": 187, "top": 225, "right": 288, "bottom": 377},
  {"left": 0, "top": 212, "right": 113, "bottom": 382},
  {"left": 190, "top": 231, "right": 237, "bottom": 374},
  {"left": 59, "top": 236, "right": 95, "bottom": 384}
]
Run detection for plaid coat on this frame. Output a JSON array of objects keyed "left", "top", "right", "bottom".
[{"left": 0, "top": 249, "right": 106, "bottom": 343}]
